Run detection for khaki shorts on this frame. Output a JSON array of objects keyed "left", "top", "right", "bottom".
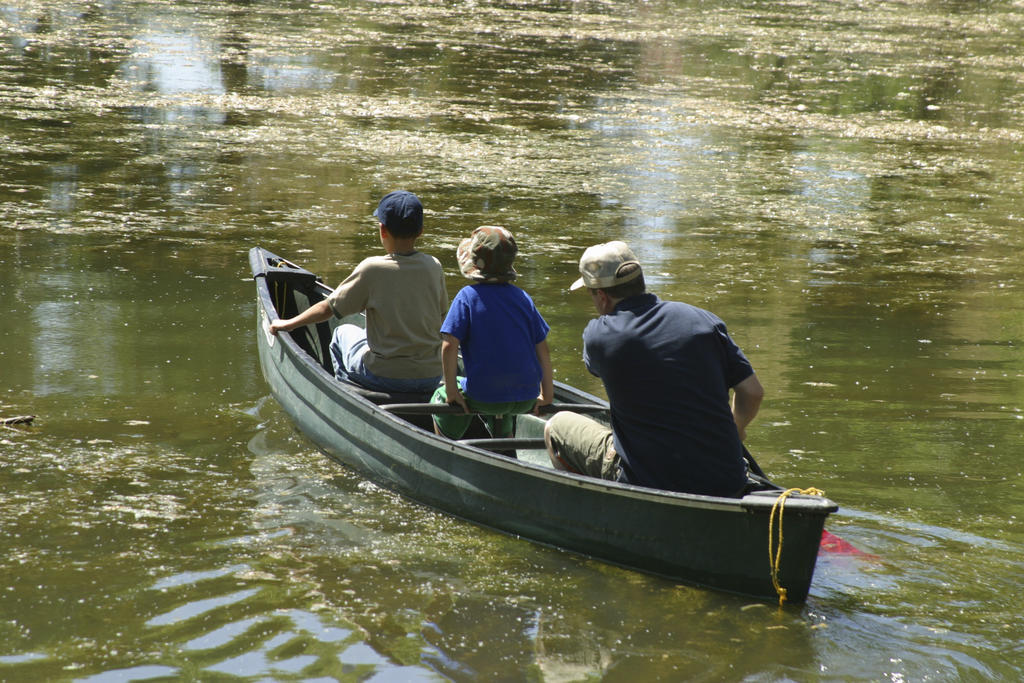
[{"left": 545, "top": 412, "right": 621, "bottom": 481}]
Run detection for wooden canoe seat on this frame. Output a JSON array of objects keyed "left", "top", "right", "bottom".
[
  {"left": 378, "top": 402, "right": 607, "bottom": 416},
  {"left": 457, "top": 437, "right": 547, "bottom": 451}
]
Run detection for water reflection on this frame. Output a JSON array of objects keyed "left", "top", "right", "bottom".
[
  {"left": 587, "top": 96, "right": 702, "bottom": 261},
  {"left": 146, "top": 588, "right": 262, "bottom": 627},
  {"left": 122, "top": 31, "right": 225, "bottom": 96},
  {"left": 76, "top": 665, "right": 180, "bottom": 682},
  {"left": 251, "top": 54, "right": 337, "bottom": 93}
]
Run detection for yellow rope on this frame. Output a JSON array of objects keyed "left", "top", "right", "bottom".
[{"left": 768, "top": 486, "right": 825, "bottom": 607}]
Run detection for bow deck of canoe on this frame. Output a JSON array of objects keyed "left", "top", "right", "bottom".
[{"left": 248, "top": 246, "right": 838, "bottom": 602}]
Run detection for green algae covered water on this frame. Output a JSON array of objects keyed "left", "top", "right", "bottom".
[{"left": 1, "top": 0, "right": 1022, "bottom": 679}]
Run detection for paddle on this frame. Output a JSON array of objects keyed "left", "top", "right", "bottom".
[
  {"left": 742, "top": 445, "right": 768, "bottom": 478},
  {"left": 819, "top": 529, "right": 875, "bottom": 557}
]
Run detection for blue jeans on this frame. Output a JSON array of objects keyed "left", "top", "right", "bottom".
[{"left": 329, "top": 324, "right": 441, "bottom": 394}]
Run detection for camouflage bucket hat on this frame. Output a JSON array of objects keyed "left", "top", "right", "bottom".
[{"left": 457, "top": 226, "right": 518, "bottom": 282}]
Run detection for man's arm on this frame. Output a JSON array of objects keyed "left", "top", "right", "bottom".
[
  {"left": 731, "top": 373, "right": 764, "bottom": 442},
  {"left": 268, "top": 299, "right": 333, "bottom": 335}
]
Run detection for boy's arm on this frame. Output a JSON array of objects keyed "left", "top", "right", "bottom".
[
  {"left": 268, "top": 299, "right": 333, "bottom": 335},
  {"left": 441, "top": 333, "right": 469, "bottom": 413},
  {"left": 533, "top": 339, "right": 554, "bottom": 414}
]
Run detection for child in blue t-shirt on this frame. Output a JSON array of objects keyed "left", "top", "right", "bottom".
[{"left": 432, "top": 226, "right": 554, "bottom": 440}]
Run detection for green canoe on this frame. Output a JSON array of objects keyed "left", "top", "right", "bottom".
[{"left": 249, "top": 246, "right": 838, "bottom": 602}]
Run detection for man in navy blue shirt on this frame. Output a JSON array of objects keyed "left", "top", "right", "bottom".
[{"left": 544, "top": 241, "right": 764, "bottom": 497}]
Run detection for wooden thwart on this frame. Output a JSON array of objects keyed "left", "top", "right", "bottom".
[
  {"left": 458, "top": 437, "right": 547, "bottom": 450},
  {"left": 379, "top": 402, "right": 607, "bottom": 416}
]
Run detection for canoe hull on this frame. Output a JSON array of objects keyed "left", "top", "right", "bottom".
[{"left": 250, "top": 247, "right": 837, "bottom": 602}]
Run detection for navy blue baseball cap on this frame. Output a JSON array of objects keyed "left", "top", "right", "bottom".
[{"left": 373, "top": 190, "right": 423, "bottom": 235}]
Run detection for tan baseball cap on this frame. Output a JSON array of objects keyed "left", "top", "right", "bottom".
[{"left": 570, "top": 241, "right": 643, "bottom": 291}]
